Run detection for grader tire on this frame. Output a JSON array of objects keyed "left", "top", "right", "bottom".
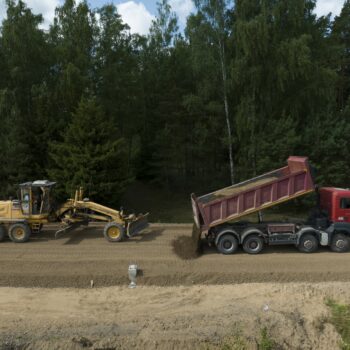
[
  {"left": 103, "top": 222, "right": 125, "bottom": 242},
  {"left": 9, "top": 223, "right": 31, "bottom": 243},
  {"left": 0, "top": 225, "right": 6, "bottom": 242}
]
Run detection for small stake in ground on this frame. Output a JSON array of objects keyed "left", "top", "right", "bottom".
[{"left": 128, "top": 264, "right": 138, "bottom": 289}]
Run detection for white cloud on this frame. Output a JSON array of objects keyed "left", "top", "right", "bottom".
[
  {"left": 0, "top": 0, "right": 7, "bottom": 24},
  {"left": 169, "top": 0, "right": 194, "bottom": 26},
  {"left": 28, "top": 0, "right": 59, "bottom": 28},
  {"left": 0, "top": 0, "right": 59, "bottom": 29},
  {"left": 117, "top": 1, "right": 154, "bottom": 35},
  {"left": 315, "top": 0, "right": 344, "bottom": 17}
]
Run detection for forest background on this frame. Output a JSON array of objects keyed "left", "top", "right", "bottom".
[{"left": 0, "top": 0, "right": 349, "bottom": 220}]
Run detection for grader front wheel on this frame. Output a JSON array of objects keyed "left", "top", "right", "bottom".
[{"left": 103, "top": 222, "right": 125, "bottom": 242}]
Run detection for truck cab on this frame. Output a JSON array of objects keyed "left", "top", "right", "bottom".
[{"left": 319, "top": 187, "right": 350, "bottom": 224}]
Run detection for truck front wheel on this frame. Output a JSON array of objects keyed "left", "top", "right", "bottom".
[
  {"left": 331, "top": 233, "right": 350, "bottom": 253},
  {"left": 217, "top": 234, "right": 239, "bottom": 255},
  {"left": 298, "top": 234, "right": 318, "bottom": 253},
  {"left": 243, "top": 235, "right": 264, "bottom": 254}
]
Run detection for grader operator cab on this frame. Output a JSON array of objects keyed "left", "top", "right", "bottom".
[
  {"left": 19, "top": 180, "right": 55, "bottom": 217},
  {"left": 0, "top": 180, "right": 148, "bottom": 243}
]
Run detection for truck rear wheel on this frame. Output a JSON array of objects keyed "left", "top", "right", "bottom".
[
  {"left": 0, "top": 225, "right": 6, "bottom": 242},
  {"left": 331, "top": 233, "right": 350, "bottom": 253},
  {"left": 217, "top": 234, "right": 238, "bottom": 255},
  {"left": 243, "top": 235, "right": 264, "bottom": 254},
  {"left": 103, "top": 222, "right": 125, "bottom": 242},
  {"left": 298, "top": 234, "right": 318, "bottom": 253},
  {"left": 8, "top": 223, "right": 31, "bottom": 243}
]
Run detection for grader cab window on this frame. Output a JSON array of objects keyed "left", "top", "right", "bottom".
[
  {"left": 32, "top": 187, "right": 44, "bottom": 215},
  {"left": 21, "top": 189, "right": 31, "bottom": 215},
  {"left": 19, "top": 181, "right": 55, "bottom": 216}
]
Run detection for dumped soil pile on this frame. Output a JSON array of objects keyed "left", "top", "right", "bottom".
[
  {"left": 172, "top": 236, "right": 200, "bottom": 259},
  {"left": 172, "top": 224, "right": 202, "bottom": 259}
]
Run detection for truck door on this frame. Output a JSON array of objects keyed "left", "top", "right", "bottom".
[{"left": 336, "top": 196, "right": 350, "bottom": 223}]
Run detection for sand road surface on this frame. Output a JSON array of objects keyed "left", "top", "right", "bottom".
[{"left": 0, "top": 223, "right": 349, "bottom": 288}]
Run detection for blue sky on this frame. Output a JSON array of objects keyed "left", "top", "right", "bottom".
[{"left": 0, "top": 0, "right": 347, "bottom": 34}]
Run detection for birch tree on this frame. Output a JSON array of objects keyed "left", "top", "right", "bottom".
[{"left": 193, "top": 0, "right": 235, "bottom": 184}]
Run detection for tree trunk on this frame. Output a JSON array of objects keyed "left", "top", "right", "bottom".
[{"left": 219, "top": 39, "right": 235, "bottom": 184}]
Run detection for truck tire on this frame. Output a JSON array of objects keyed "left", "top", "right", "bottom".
[
  {"left": 8, "top": 223, "right": 31, "bottom": 243},
  {"left": 103, "top": 222, "right": 125, "bottom": 242},
  {"left": 217, "top": 234, "right": 239, "bottom": 255},
  {"left": 331, "top": 233, "right": 350, "bottom": 253},
  {"left": 298, "top": 234, "right": 318, "bottom": 253},
  {"left": 0, "top": 225, "right": 6, "bottom": 242},
  {"left": 243, "top": 235, "right": 264, "bottom": 254}
]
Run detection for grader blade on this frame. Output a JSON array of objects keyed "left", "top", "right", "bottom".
[
  {"left": 127, "top": 214, "right": 149, "bottom": 237},
  {"left": 55, "top": 221, "right": 88, "bottom": 239}
]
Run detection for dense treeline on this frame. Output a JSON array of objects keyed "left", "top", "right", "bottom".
[{"left": 0, "top": 0, "right": 349, "bottom": 204}]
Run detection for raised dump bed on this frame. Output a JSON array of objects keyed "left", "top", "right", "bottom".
[{"left": 191, "top": 156, "right": 315, "bottom": 232}]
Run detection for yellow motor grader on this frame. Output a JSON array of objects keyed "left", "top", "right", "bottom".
[{"left": 0, "top": 180, "right": 148, "bottom": 243}]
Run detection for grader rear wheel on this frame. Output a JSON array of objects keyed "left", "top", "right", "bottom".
[
  {"left": 103, "top": 222, "right": 125, "bottom": 242},
  {"left": 8, "top": 223, "right": 31, "bottom": 243}
]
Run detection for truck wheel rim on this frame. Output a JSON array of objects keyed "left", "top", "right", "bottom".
[
  {"left": 14, "top": 228, "right": 25, "bottom": 239},
  {"left": 304, "top": 240, "right": 313, "bottom": 250},
  {"left": 336, "top": 240, "right": 345, "bottom": 249},
  {"left": 108, "top": 227, "right": 120, "bottom": 239},
  {"left": 223, "top": 240, "right": 233, "bottom": 250},
  {"left": 249, "top": 241, "right": 259, "bottom": 250}
]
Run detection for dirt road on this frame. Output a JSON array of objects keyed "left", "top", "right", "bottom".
[{"left": 0, "top": 224, "right": 349, "bottom": 288}]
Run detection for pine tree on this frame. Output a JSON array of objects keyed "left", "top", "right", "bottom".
[
  {"left": 190, "top": 0, "right": 235, "bottom": 184},
  {"left": 332, "top": 0, "right": 350, "bottom": 109},
  {"left": 49, "top": 0, "right": 96, "bottom": 125},
  {"left": 136, "top": 0, "right": 182, "bottom": 186},
  {"left": 95, "top": 4, "right": 143, "bottom": 177},
  {"left": 0, "top": 0, "right": 50, "bottom": 195},
  {"left": 49, "top": 97, "right": 130, "bottom": 204},
  {"left": 232, "top": 0, "right": 337, "bottom": 179}
]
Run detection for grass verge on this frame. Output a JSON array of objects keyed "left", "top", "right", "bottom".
[
  {"left": 326, "top": 299, "right": 350, "bottom": 350},
  {"left": 202, "top": 327, "right": 276, "bottom": 350}
]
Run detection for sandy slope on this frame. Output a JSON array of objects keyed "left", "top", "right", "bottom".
[{"left": 0, "top": 282, "right": 347, "bottom": 349}]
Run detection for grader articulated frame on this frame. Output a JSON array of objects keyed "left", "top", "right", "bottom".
[{"left": 0, "top": 180, "right": 148, "bottom": 243}]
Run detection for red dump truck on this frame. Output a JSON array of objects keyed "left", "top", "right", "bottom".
[{"left": 191, "top": 156, "right": 350, "bottom": 254}]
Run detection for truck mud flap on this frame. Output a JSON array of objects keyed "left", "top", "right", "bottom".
[{"left": 127, "top": 214, "right": 149, "bottom": 237}]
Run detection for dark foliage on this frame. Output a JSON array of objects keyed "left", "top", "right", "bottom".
[{"left": 0, "top": 0, "right": 349, "bottom": 205}]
